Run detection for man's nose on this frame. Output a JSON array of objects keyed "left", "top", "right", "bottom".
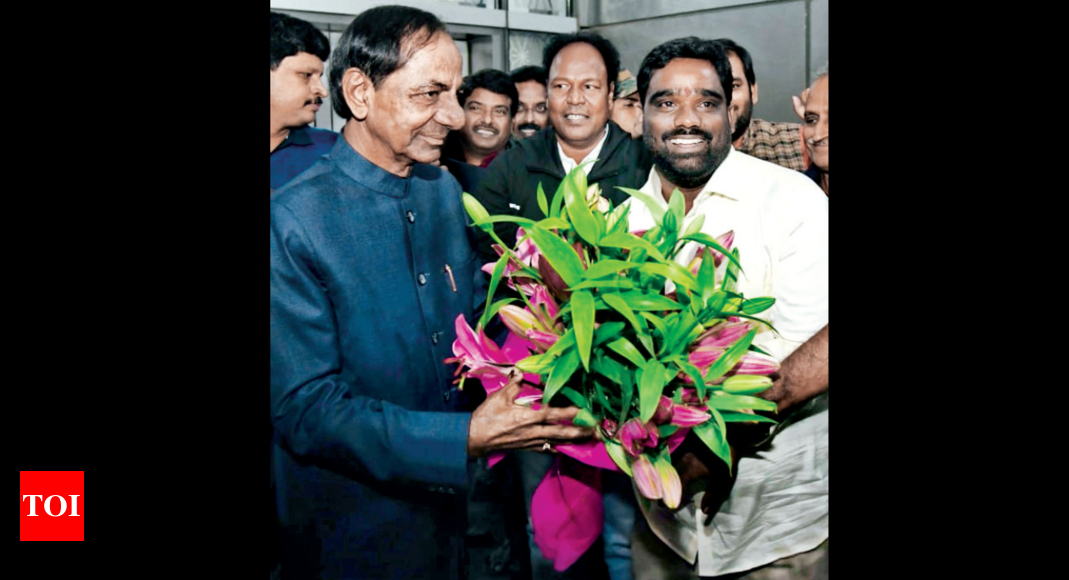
[
  {"left": 566, "top": 85, "right": 584, "bottom": 105},
  {"left": 312, "top": 76, "right": 328, "bottom": 98},
  {"left": 673, "top": 104, "right": 699, "bottom": 128},
  {"left": 814, "top": 119, "right": 827, "bottom": 142},
  {"left": 439, "top": 91, "right": 465, "bottom": 131}
]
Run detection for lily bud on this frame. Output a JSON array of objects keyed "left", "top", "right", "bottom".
[
  {"left": 633, "top": 454, "right": 664, "bottom": 500},
  {"left": 652, "top": 453, "right": 682, "bottom": 509},
  {"left": 527, "top": 328, "right": 561, "bottom": 352},
  {"left": 694, "top": 321, "right": 752, "bottom": 349},
  {"left": 688, "top": 346, "right": 725, "bottom": 370},
  {"left": 722, "top": 374, "right": 774, "bottom": 395},
  {"left": 710, "top": 230, "right": 735, "bottom": 267},
  {"left": 652, "top": 396, "right": 674, "bottom": 425},
  {"left": 530, "top": 285, "right": 560, "bottom": 325},
  {"left": 498, "top": 305, "right": 540, "bottom": 337},
  {"left": 669, "top": 404, "right": 711, "bottom": 427},
  {"left": 735, "top": 352, "right": 780, "bottom": 375}
]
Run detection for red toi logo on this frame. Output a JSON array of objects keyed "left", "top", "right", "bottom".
[{"left": 20, "top": 471, "right": 84, "bottom": 541}]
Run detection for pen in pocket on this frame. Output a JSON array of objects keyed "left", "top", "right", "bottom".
[{"left": 443, "top": 264, "right": 457, "bottom": 293}]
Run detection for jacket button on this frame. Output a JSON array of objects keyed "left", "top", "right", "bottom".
[
  {"left": 431, "top": 332, "right": 440, "bottom": 345},
  {"left": 443, "top": 391, "right": 451, "bottom": 402},
  {"left": 418, "top": 273, "right": 427, "bottom": 285},
  {"left": 406, "top": 210, "right": 416, "bottom": 223}
]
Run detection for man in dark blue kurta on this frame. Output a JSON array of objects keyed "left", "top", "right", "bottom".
[{"left": 270, "top": 7, "right": 592, "bottom": 579}]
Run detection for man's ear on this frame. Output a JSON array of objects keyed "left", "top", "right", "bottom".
[
  {"left": 751, "top": 82, "right": 759, "bottom": 107},
  {"left": 341, "top": 68, "right": 373, "bottom": 121}
]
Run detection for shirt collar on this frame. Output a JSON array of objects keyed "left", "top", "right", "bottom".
[
  {"left": 274, "top": 125, "right": 313, "bottom": 153},
  {"left": 557, "top": 124, "right": 610, "bottom": 177},
  {"left": 640, "top": 147, "right": 743, "bottom": 213},
  {"left": 330, "top": 135, "right": 411, "bottom": 199}
]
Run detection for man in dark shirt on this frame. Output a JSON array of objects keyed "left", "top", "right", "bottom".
[
  {"left": 441, "top": 69, "right": 519, "bottom": 194},
  {"left": 270, "top": 11, "right": 337, "bottom": 191}
]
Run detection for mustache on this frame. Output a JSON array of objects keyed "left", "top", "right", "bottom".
[
  {"left": 473, "top": 124, "right": 499, "bottom": 135},
  {"left": 662, "top": 127, "right": 713, "bottom": 141},
  {"left": 305, "top": 97, "right": 323, "bottom": 106},
  {"left": 807, "top": 137, "right": 828, "bottom": 146},
  {"left": 518, "top": 123, "right": 540, "bottom": 132}
]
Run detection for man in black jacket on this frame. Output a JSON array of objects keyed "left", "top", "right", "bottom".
[
  {"left": 471, "top": 31, "right": 652, "bottom": 265},
  {"left": 472, "top": 30, "right": 652, "bottom": 580}
]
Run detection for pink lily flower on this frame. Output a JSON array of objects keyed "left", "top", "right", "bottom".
[
  {"left": 444, "top": 314, "right": 514, "bottom": 380},
  {"left": 619, "top": 418, "right": 659, "bottom": 458},
  {"left": 602, "top": 418, "right": 618, "bottom": 439},
  {"left": 709, "top": 230, "right": 735, "bottom": 267},
  {"left": 526, "top": 328, "right": 561, "bottom": 352},
  {"left": 530, "top": 285, "right": 560, "bottom": 327},
  {"left": 669, "top": 404, "right": 711, "bottom": 427},
  {"left": 652, "top": 396, "right": 674, "bottom": 425},
  {"left": 732, "top": 351, "right": 780, "bottom": 375},
  {"left": 632, "top": 454, "right": 663, "bottom": 500}
]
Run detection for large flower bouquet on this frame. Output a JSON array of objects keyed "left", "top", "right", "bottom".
[{"left": 448, "top": 165, "right": 779, "bottom": 570}]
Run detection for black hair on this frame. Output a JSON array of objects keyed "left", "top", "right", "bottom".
[
  {"left": 711, "top": 38, "right": 756, "bottom": 88},
  {"left": 541, "top": 31, "right": 620, "bottom": 88},
  {"left": 510, "top": 65, "right": 546, "bottom": 87},
  {"left": 457, "top": 69, "right": 520, "bottom": 117},
  {"left": 328, "top": 6, "right": 448, "bottom": 119},
  {"left": 637, "top": 37, "right": 733, "bottom": 108},
  {"left": 271, "top": 11, "right": 331, "bottom": 70}
]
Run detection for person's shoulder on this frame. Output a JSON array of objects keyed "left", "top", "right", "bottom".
[
  {"left": 271, "top": 156, "right": 343, "bottom": 213},
  {"left": 305, "top": 126, "right": 339, "bottom": 146},
  {"left": 752, "top": 117, "right": 801, "bottom": 136},
  {"left": 732, "top": 151, "right": 826, "bottom": 206}
]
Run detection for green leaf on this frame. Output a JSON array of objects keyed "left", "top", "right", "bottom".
[
  {"left": 679, "top": 233, "right": 742, "bottom": 271},
  {"left": 616, "top": 186, "right": 666, "bottom": 224},
  {"left": 606, "top": 202, "right": 631, "bottom": 235},
  {"left": 549, "top": 179, "right": 566, "bottom": 218},
  {"left": 741, "top": 297, "right": 776, "bottom": 315},
  {"left": 581, "top": 259, "right": 642, "bottom": 280},
  {"left": 573, "top": 408, "right": 597, "bottom": 427},
  {"left": 562, "top": 168, "right": 601, "bottom": 245},
  {"left": 638, "top": 262, "right": 699, "bottom": 293},
  {"left": 534, "top": 216, "right": 572, "bottom": 230},
  {"left": 692, "top": 415, "right": 732, "bottom": 471},
  {"left": 571, "top": 289, "right": 595, "bottom": 372},
  {"left": 615, "top": 290, "right": 683, "bottom": 312},
  {"left": 723, "top": 248, "right": 740, "bottom": 293},
  {"left": 482, "top": 298, "right": 517, "bottom": 330},
  {"left": 639, "top": 312, "right": 668, "bottom": 338},
  {"left": 658, "top": 423, "right": 679, "bottom": 437},
  {"left": 720, "top": 412, "right": 778, "bottom": 424},
  {"left": 592, "top": 353, "right": 628, "bottom": 385},
  {"left": 543, "top": 346, "right": 581, "bottom": 404},
  {"left": 604, "top": 440, "right": 633, "bottom": 476},
  {"left": 515, "top": 353, "right": 554, "bottom": 374},
  {"left": 536, "top": 182, "right": 548, "bottom": 217},
  {"left": 558, "top": 386, "right": 588, "bottom": 409},
  {"left": 698, "top": 248, "right": 717, "bottom": 304},
  {"left": 569, "top": 278, "right": 635, "bottom": 291},
  {"left": 703, "top": 328, "right": 756, "bottom": 383},
  {"left": 705, "top": 393, "right": 777, "bottom": 412},
  {"left": 599, "top": 232, "right": 666, "bottom": 262},
  {"left": 527, "top": 225, "right": 585, "bottom": 287},
  {"left": 667, "top": 188, "right": 685, "bottom": 234},
  {"left": 593, "top": 321, "right": 627, "bottom": 346},
  {"left": 480, "top": 252, "right": 512, "bottom": 328},
  {"left": 680, "top": 212, "right": 706, "bottom": 240},
  {"left": 540, "top": 328, "right": 576, "bottom": 359},
  {"left": 472, "top": 215, "right": 538, "bottom": 228},
  {"left": 639, "top": 359, "right": 668, "bottom": 423},
  {"left": 606, "top": 337, "right": 647, "bottom": 368},
  {"left": 461, "top": 192, "right": 490, "bottom": 223}
]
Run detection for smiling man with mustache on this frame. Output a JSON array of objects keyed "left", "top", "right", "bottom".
[
  {"left": 271, "top": 7, "right": 595, "bottom": 579},
  {"left": 440, "top": 69, "right": 518, "bottom": 194},
  {"left": 625, "top": 37, "right": 828, "bottom": 580}
]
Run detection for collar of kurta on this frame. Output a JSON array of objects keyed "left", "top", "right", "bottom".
[
  {"left": 329, "top": 136, "right": 415, "bottom": 199},
  {"left": 274, "top": 125, "right": 313, "bottom": 153},
  {"left": 642, "top": 146, "right": 743, "bottom": 210}
]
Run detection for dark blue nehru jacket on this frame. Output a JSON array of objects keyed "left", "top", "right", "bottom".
[
  {"left": 270, "top": 135, "right": 486, "bottom": 579},
  {"left": 270, "top": 125, "right": 338, "bottom": 191}
]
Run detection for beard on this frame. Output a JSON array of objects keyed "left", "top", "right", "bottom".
[
  {"left": 730, "top": 100, "right": 753, "bottom": 141},
  {"left": 645, "top": 126, "right": 732, "bottom": 190}
]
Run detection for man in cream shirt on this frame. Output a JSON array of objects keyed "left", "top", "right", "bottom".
[{"left": 625, "top": 37, "right": 828, "bottom": 579}]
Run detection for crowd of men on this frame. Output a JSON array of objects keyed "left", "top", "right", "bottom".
[{"left": 271, "top": 6, "right": 828, "bottom": 580}]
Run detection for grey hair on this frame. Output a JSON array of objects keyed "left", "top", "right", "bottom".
[{"left": 813, "top": 63, "right": 828, "bottom": 82}]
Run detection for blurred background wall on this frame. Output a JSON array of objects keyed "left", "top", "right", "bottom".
[{"left": 270, "top": 0, "right": 828, "bottom": 131}]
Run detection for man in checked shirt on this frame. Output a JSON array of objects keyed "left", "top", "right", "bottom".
[{"left": 715, "top": 39, "right": 807, "bottom": 172}]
